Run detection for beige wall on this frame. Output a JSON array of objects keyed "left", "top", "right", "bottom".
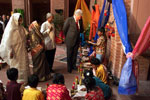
[
  {"left": 12, "top": 0, "right": 25, "bottom": 10},
  {"left": 129, "top": 0, "right": 150, "bottom": 35}
]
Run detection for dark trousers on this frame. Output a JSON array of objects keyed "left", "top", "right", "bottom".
[
  {"left": 67, "top": 44, "right": 79, "bottom": 73},
  {"left": 45, "top": 48, "right": 56, "bottom": 70}
]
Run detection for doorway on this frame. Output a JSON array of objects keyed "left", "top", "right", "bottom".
[{"left": 30, "top": 0, "right": 50, "bottom": 25}]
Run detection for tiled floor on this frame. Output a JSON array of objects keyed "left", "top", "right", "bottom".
[{"left": 0, "top": 44, "right": 150, "bottom": 100}]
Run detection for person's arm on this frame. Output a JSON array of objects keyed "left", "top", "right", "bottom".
[
  {"left": 39, "top": 92, "right": 45, "bottom": 100},
  {"left": 63, "top": 18, "right": 70, "bottom": 37}
]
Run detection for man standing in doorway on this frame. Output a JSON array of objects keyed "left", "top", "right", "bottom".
[
  {"left": 63, "top": 9, "right": 83, "bottom": 73},
  {"left": 41, "top": 13, "right": 56, "bottom": 73}
]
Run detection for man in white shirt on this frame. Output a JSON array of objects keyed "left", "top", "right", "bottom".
[{"left": 40, "top": 13, "right": 56, "bottom": 73}]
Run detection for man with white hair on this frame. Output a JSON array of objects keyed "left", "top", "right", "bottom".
[
  {"left": 40, "top": 13, "right": 56, "bottom": 73},
  {"left": 63, "top": 9, "right": 83, "bottom": 73}
]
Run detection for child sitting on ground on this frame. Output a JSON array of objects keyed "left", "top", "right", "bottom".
[
  {"left": 6, "top": 68, "right": 22, "bottom": 100},
  {"left": 90, "top": 57, "right": 108, "bottom": 84},
  {"left": 22, "top": 74, "right": 44, "bottom": 100}
]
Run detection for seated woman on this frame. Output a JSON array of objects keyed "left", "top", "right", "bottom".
[
  {"left": 90, "top": 57, "right": 108, "bottom": 84},
  {"left": 28, "top": 21, "right": 51, "bottom": 82},
  {"left": 83, "top": 77, "right": 105, "bottom": 100},
  {"left": 84, "top": 69, "right": 112, "bottom": 100},
  {"left": 47, "top": 73, "right": 71, "bottom": 100}
]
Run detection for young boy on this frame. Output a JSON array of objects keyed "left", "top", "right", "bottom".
[
  {"left": 88, "top": 27, "right": 106, "bottom": 62},
  {"left": 22, "top": 74, "right": 44, "bottom": 100},
  {"left": 6, "top": 68, "right": 22, "bottom": 100}
]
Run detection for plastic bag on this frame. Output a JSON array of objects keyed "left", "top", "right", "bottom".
[{"left": 118, "top": 57, "right": 137, "bottom": 95}]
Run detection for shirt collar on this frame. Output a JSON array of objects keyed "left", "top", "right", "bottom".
[{"left": 73, "top": 15, "right": 77, "bottom": 22}]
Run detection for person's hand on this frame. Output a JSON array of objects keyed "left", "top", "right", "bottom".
[{"left": 48, "top": 26, "right": 53, "bottom": 32}]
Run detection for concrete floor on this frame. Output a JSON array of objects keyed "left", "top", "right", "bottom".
[{"left": 0, "top": 44, "right": 150, "bottom": 100}]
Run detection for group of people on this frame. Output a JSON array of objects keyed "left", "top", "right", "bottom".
[
  {"left": 0, "top": 12, "right": 56, "bottom": 83},
  {"left": 0, "top": 8, "right": 113, "bottom": 100},
  {"left": 0, "top": 14, "right": 10, "bottom": 43},
  {"left": 1, "top": 66, "right": 111, "bottom": 100}
]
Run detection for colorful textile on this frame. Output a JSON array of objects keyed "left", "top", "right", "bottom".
[
  {"left": 96, "top": 36, "right": 106, "bottom": 55},
  {"left": 94, "top": 0, "right": 111, "bottom": 41},
  {"left": 75, "top": 0, "right": 91, "bottom": 31},
  {"left": 47, "top": 84, "right": 71, "bottom": 100},
  {"left": 85, "top": 87, "right": 105, "bottom": 100},
  {"left": 112, "top": 0, "right": 132, "bottom": 54},
  {"left": 22, "top": 88, "right": 44, "bottom": 100},
  {"left": 96, "top": 64, "right": 107, "bottom": 84},
  {"left": 89, "top": 4, "right": 100, "bottom": 40},
  {"left": 118, "top": 16, "right": 150, "bottom": 95},
  {"left": 55, "top": 31, "right": 65, "bottom": 44},
  {"left": 132, "top": 16, "right": 150, "bottom": 58}
]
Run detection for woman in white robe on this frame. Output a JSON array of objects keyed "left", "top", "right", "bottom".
[{"left": 0, "top": 13, "right": 30, "bottom": 83}]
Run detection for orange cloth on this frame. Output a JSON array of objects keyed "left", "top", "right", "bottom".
[{"left": 89, "top": 5, "right": 100, "bottom": 40}]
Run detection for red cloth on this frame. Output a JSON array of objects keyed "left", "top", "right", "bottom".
[
  {"left": 85, "top": 87, "right": 105, "bottom": 100},
  {"left": 55, "top": 31, "right": 65, "bottom": 44},
  {"left": 132, "top": 16, "right": 150, "bottom": 59},
  {"left": 47, "top": 84, "right": 71, "bottom": 100},
  {"left": 89, "top": 5, "right": 100, "bottom": 40}
]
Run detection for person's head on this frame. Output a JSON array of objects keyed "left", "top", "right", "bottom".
[
  {"left": 0, "top": 16, "right": 3, "bottom": 21},
  {"left": 53, "top": 73, "right": 64, "bottom": 85},
  {"left": 90, "top": 57, "right": 101, "bottom": 69},
  {"left": 84, "top": 69, "right": 94, "bottom": 78},
  {"left": 6, "top": 68, "right": 18, "bottom": 81},
  {"left": 83, "top": 77, "right": 96, "bottom": 92},
  {"left": 28, "top": 74, "right": 39, "bottom": 88},
  {"left": 98, "top": 27, "right": 105, "bottom": 36},
  {"left": 74, "top": 9, "right": 83, "bottom": 22},
  {"left": 2, "top": 14, "right": 6, "bottom": 21},
  {"left": 46, "top": 13, "right": 53, "bottom": 23},
  {"left": 6, "top": 15, "right": 10, "bottom": 20},
  {"left": 18, "top": 15, "right": 23, "bottom": 25}
]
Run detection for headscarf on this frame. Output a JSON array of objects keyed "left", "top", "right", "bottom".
[{"left": 0, "top": 13, "right": 27, "bottom": 64}]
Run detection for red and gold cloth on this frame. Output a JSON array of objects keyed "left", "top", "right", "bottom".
[
  {"left": 47, "top": 84, "right": 71, "bottom": 100},
  {"left": 85, "top": 87, "right": 105, "bottom": 100}
]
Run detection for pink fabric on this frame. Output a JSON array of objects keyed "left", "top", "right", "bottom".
[
  {"left": 132, "top": 16, "right": 150, "bottom": 59},
  {"left": 47, "top": 84, "right": 71, "bottom": 100}
]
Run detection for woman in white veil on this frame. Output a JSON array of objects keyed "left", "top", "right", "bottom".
[{"left": 0, "top": 13, "right": 30, "bottom": 83}]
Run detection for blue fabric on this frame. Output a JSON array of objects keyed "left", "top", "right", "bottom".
[
  {"left": 112, "top": 0, "right": 132, "bottom": 54},
  {"left": 80, "top": 33, "right": 86, "bottom": 46},
  {"left": 95, "top": 0, "right": 111, "bottom": 41},
  {"left": 88, "top": 46, "right": 93, "bottom": 56},
  {"left": 98, "top": 0, "right": 106, "bottom": 28},
  {"left": 118, "top": 57, "right": 137, "bottom": 95},
  {"left": 93, "top": 77, "right": 112, "bottom": 98}
]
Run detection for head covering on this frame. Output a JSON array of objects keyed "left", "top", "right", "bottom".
[
  {"left": 46, "top": 13, "right": 52, "bottom": 19},
  {"left": 0, "top": 13, "right": 25, "bottom": 64}
]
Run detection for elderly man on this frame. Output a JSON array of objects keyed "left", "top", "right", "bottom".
[
  {"left": 63, "top": 9, "right": 83, "bottom": 73},
  {"left": 40, "top": 13, "right": 56, "bottom": 73}
]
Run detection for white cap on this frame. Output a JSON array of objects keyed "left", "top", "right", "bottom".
[{"left": 46, "top": 13, "right": 52, "bottom": 19}]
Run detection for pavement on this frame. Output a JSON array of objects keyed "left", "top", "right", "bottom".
[{"left": 0, "top": 44, "right": 150, "bottom": 100}]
